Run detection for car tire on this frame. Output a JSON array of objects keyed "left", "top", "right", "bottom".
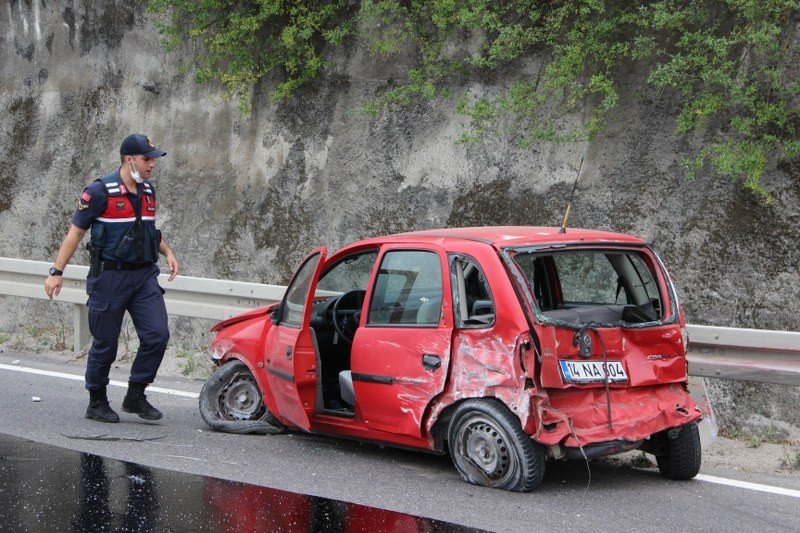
[
  {"left": 656, "top": 423, "right": 701, "bottom": 480},
  {"left": 448, "top": 399, "right": 545, "bottom": 492},
  {"left": 199, "top": 360, "right": 284, "bottom": 435}
]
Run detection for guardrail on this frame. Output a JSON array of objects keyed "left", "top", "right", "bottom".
[
  {"left": 0, "top": 258, "right": 285, "bottom": 350},
  {"left": 2, "top": 258, "right": 799, "bottom": 386},
  {"left": 686, "top": 325, "right": 800, "bottom": 386}
]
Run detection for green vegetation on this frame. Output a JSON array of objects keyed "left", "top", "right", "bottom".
[
  {"left": 781, "top": 448, "right": 800, "bottom": 470},
  {"left": 720, "top": 423, "right": 788, "bottom": 446},
  {"left": 48, "top": 319, "right": 68, "bottom": 352},
  {"left": 148, "top": 0, "right": 800, "bottom": 199},
  {"left": 175, "top": 348, "right": 215, "bottom": 379},
  {"left": 25, "top": 326, "right": 46, "bottom": 339},
  {"left": 148, "top": 0, "right": 356, "bottom": 112}
]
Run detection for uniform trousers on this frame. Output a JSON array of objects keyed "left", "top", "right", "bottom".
[{"left": 85, "top": 263, "right": 169, "bottom": 391}]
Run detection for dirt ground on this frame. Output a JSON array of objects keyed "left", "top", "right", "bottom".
[
  {"left": 698, "top": 436, "right": 800, "bottom": 477},
  {"left": 2, "top": 332, "right": 798, "bottom": 481}
]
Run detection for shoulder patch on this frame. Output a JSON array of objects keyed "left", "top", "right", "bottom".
[{"left": 81, "top": 192, "right": 91, "bottom": 202}]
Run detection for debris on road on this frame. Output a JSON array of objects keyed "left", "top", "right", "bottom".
[{"left": 60, "top": 432, "right": 167, "bottom": 442}]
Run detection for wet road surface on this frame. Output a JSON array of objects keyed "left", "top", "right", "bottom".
[
  {"left": 1, "top": 352, "right": 799, "bottom": 532},
  {"left": 0, "top": 433, "right": 481, "bottom": 532}
]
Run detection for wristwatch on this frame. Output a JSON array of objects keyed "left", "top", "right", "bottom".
[{"left": 49, "top": 266, "right": 63, "bottom": 276}]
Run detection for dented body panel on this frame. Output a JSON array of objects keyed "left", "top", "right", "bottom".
[{"left": 207, "top": 226, "right": 700, "bottom": 466}]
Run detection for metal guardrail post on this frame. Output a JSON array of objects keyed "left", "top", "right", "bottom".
[{"left": 73, "top": 304, "right": 89, "bottom": 351}]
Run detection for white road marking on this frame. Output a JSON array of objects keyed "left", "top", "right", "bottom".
[
  {"left": 0, "top": 363, "right": 199, "bottom": 398},
  {"left": 695, "top": 474, "right": 800, "bottom": 498},
  {"left": 2, "top": 363, "right": 799, "bottom": 498}
]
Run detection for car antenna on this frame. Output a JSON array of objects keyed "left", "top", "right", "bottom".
[{"left": 560, "top": 156, "right": 584, "bottom": 234}]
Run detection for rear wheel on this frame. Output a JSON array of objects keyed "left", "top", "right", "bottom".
[
  {"left": 448, "top": 399, "right": 545, "bottom": 492},
  {"left": 199, "top": 360, "right": 284, "bottom": 435},
  {"left": 656, "top": 423, "right": 701, "bottom": 479}
]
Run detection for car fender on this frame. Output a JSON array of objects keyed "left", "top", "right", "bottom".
[
  {"left": 425, "top": 332, "right": 534, "bottom": 446},
  {"left": 214, "top": 352, "right": 291, "bottom": 429}
]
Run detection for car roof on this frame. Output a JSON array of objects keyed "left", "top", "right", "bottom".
[{"left": 339, "top": 226, "right": 645, "bottom": 253}]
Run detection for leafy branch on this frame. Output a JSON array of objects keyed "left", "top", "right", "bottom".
[
  {"left": 148, "top": 0, "right": 800, "bottom": 199},
  {"left": 148, "top": 0, "right": 355, "bottom": 112}
]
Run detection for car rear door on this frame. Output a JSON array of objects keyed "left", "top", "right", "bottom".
[
  {"left": 508, "top": 245, "right": 687, "bottom": 390},
  {"left": 349, "top": 244, "right": 454, "bottom": 438},
  {"left": 263, "top": 247, "right": 327, "bottom": 430}
]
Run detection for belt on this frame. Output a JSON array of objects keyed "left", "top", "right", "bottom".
[{"left": 100, "top": 261, "right": 152, "bottom": 271}]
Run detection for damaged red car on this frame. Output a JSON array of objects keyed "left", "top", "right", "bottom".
[{"left": 200, "top": 227, "right": 702, "bottom": 492}]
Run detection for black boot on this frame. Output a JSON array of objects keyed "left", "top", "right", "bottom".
[
  {"left": 122, "top": 381, "right": 163, "bottom": 420},
  {"left": 86, "top": 388, "right": 120, "bottom": 423}
]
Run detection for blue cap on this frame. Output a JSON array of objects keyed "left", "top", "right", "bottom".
[{"left": 120, "top": 134, "right": 167, "bottom": 158}]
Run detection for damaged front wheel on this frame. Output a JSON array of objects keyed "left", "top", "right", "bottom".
[{"left": 199, "top": 360, "right": 284, "bottom": 435}]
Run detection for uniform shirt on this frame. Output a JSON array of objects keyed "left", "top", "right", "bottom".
[{"left": 71, "top": 169, "right": 144, "bottom": 230}]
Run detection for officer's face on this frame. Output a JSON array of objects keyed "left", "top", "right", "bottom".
[{"left": 128, "top": 155, "right": 158, "bottom": 179}]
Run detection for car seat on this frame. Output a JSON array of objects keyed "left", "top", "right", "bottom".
[
  {"left": 416, "top": 297, "right": 442, "bottom": 325},
  {"left": 339, "top": 370, "right": 355, "bottom": 406}
]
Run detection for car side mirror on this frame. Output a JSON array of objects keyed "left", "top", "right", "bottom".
[{"left": 270, "top": 303, "right": 282, "bottom": 324}]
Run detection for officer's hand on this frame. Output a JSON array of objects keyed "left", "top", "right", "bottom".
[
  {"left": 44, "top": 275, "right": 63, "bottom": 300},
  {"left": 166, "top": 253, "right": 179, "bottom": 282}
]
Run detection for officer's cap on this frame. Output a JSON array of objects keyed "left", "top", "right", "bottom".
[{"left": 120, "top": 133, "right": 167, "bottom": 158}]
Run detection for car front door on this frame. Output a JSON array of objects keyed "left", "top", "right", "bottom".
[
  {"left": 349, "top": 245, "right": 454, "bottom": 438},
  {"left": 264, "top": 247, "right": 327, "bottom": 430}
]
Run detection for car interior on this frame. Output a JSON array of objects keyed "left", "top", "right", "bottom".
[
  {"left": 512, "top": 250, "right": 663, "bottom": 325},
  {"left": 305, "top": 250, "right": 498, "bottom": 417}
]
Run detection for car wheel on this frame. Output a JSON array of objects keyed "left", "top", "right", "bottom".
[
  {"left": 656, "top": 423, "right": 701, "bottom": 480},
  {"left": 199, "top": 360, "right": 284, "bottom": 435},
  {"left": 448, "top": 399, "right": 545, "bottom": 492}
]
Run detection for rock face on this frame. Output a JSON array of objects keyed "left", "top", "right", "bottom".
[{"left": 1, "top": 1, "right": 798, "bottom": 434}]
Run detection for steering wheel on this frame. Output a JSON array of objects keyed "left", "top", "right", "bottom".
[{"left": 332, "top": 290, "right": 366, "bottom": 344}]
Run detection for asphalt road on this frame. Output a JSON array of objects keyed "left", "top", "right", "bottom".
[{"left": 1, "top": 351, "right": 798, "bottom": 532}]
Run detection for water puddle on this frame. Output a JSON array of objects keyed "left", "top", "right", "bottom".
[{"left": 0, "top": 433, "right": 481, "bottom": 532}]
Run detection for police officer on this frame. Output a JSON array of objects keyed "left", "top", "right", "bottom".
[{"left": 44, "top": 134, "right": 179, "bottom": 423}]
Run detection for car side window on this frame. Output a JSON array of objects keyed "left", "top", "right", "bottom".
[
  {"left": 315, "top": 250, "right": 378, "bottom": 294},
  {"left": 281, "top": 253, "right": 321, "bottom": 327},
  {"left": 451, "top": 255, "right": 495, "bottom": 328},
  {"left": 368, "top": 250, "right": 443, "bottom": 326}
]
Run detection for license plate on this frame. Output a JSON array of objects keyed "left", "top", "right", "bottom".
[{"left": 559, "top": 360, "right": 628, "bottom": 384}]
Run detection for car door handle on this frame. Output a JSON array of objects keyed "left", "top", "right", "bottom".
[
  {"left": 286, "top": 346, "right": 293, "bottom": 360},
  {"left": 422, "top": 353, "right": 441, "bottom": 371}
]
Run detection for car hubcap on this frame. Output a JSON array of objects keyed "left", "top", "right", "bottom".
[
  {"left": 219, "top": 374, "right": 264, "bottom": 420},
  {"left": 457, "top": 415, "right": 516, "bottom": 485}
]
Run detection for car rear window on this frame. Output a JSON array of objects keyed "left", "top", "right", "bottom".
[{"left": 510, "top": 249, "right": 664, "bottom": 325}]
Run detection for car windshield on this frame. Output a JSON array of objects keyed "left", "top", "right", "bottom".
[
  {"left": 315, "top": 250, "right": 378, "bottom": 296},
  {"left": 509, "top": 248, "right": 665, "bottom": 325}
]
